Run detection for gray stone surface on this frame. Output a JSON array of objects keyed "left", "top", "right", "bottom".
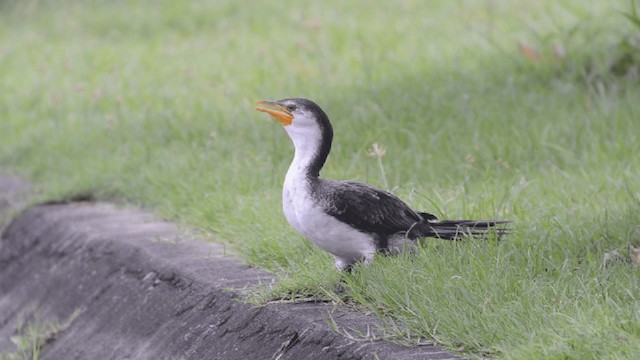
[
  {"left": 0, "top": 177, "right": 461, "bottom": 359},
  {"left": 0, "top": 174, "right": 30, "bottom": 215}
]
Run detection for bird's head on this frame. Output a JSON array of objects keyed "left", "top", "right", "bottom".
[
  {"left": 256, "top": 98, "right": 334, "bottom": 165},
  {"left": 255, "top": 98, "right": 333, "bottom": 143},
  {"left": 255, "top": 99, "right": 295, "bottom": 126},
  {"left": 255, "top": 98, "right": 324, "bottom": 127}
]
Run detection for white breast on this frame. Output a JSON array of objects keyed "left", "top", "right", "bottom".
[{"left": 283, "top": 172, "right": 376, "bottom": 267}]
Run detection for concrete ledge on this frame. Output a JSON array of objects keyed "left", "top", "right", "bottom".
[
  {"left": 0, "top": 180, "right": 460, "bottom": 359},
  {"left": 0, "top": 175, "right": 30, "bottom": 217}
]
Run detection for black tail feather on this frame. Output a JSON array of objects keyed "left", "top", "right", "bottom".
[{"left": 410, "top": 219, "right": 511, "bottom": 240}]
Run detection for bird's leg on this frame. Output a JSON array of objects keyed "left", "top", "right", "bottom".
[
  {"left": 362, "top": 252, "right": 375, "bottom": 265},
  {"left": 334, "top": 257, "right": 353, "bottom": 272},
  {"left": 333, "top": 257, "right": 355, "bottom": 294},
  {"left": 334, "top": 251, "right": 374, "bottom": 272},
  {"left": 333, "top": 251, "right": 376, "bottom": 292}
]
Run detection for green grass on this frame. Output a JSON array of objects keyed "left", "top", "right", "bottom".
[
  {"left": 1, "top": 0, "right": 640, "bottom": 358},
  {"left": 0, "top": 310, "right": 79, "bottom": 360}
]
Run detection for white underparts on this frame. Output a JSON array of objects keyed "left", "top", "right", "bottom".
[
  {"left": 281, "top": 117, "right": 376, "bottom": 270},
  {"left": 283, "top": 162, "right": 377, "bottom": 270}
]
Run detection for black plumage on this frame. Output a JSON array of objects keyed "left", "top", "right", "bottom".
[{"left": 313, "top": 179, "right": 508, "bottom": 249}]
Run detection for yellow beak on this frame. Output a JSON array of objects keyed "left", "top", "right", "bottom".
[{"left": 255, "top": 100, "right": 293, "bottom": 126}]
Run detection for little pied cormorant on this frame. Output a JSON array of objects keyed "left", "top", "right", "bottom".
[{"left": 256, "top": 98, "right": 508, "bottom": 271}]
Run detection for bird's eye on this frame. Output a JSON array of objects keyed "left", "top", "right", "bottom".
[{"left": 287, "top": 105, "right": 297, "bottom": 112}]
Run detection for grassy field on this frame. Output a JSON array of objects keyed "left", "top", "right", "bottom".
[{"left": 2, "top": 0, "right": 640, "bottom": 358}]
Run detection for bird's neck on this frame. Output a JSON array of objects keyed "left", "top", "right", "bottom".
[{"left": 286, "top": 126, "right": 332, "bottom": 181}]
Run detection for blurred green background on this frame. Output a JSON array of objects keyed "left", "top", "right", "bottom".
[{"left": 1, "top": 0, "right": 639, "bottom": 358}]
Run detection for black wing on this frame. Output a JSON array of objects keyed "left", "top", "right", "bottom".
[{"left": 313, "top": 180, "right": 425, "bottom": 235}]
